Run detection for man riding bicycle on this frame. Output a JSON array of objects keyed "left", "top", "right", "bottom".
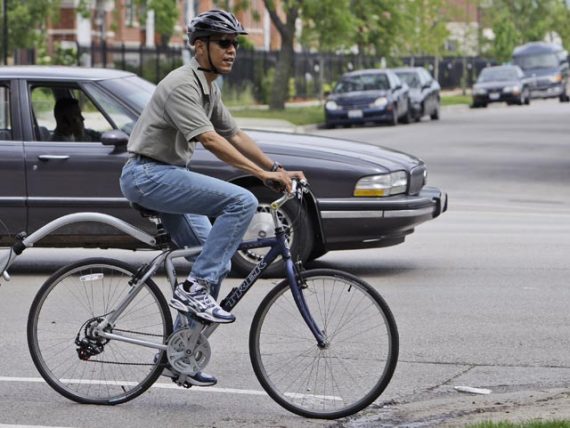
[{"left": 120, "top": 9, "right": 304, "bottom": 386}]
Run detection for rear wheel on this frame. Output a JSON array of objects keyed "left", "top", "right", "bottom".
[
  {"left": 27, "top": 258, "right": 173, "bottom": 405},
  {"left": 232, "top": 185, "right": 314, "bottom": 278}
]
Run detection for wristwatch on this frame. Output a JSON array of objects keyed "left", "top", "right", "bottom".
[{"left": 271, "top": 161, "right": 284, "bottom": 172}]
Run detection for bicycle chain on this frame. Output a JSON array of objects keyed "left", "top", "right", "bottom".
[{"left": 79, "top": 328, "right": 167, "bottom": 366}]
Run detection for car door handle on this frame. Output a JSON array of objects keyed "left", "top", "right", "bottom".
[{"left": 38, "top": 155, "right": 70, "bottom": 160}]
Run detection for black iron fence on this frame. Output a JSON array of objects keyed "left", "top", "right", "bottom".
[{"left": 12, "top": 43, "right": 499, "bottom": 101}]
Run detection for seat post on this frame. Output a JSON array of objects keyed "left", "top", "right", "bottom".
[{"left": 130, "top": 202, "right": 172, "bottom": 249}]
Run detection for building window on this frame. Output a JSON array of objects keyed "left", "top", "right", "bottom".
[{"left": 125, "top": 0, "right": 136, "bottom": 26}]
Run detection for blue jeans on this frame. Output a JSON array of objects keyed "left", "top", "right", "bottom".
[{"left": 120, "top": 156, "right": 258, "bottom": 298}]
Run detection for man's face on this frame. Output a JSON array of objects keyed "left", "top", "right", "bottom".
[
  {"left": 67, "top": 105, "right": 85, "bottom": 137},
  {"left": 197, "top": 35, "right": 239, "bottom": 74}
]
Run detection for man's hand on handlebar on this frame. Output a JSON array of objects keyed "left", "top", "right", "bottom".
[{"left": 262, "top": 169, "right": 306, "bottom": 194}]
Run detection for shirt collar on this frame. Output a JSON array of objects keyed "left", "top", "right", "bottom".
[{"left": 190, "top": 57, "right": 210, "bottom": 96}]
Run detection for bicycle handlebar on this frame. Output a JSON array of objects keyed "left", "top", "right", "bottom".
[{"left": 270, "top": 178, "right": 308, "bottom": 211}]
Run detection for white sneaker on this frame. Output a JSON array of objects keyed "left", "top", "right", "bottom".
[{"left": 170, "top": 282, "right": 235, "bottom": 324}]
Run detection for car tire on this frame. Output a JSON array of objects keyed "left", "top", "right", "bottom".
[
  {"left": 559, "top": 92, "right": 570, "bottom": 103},
  {"left": 430, "top": 102, "right": 440, "bottom": 120},
  {"left": 231, "top": 185, "right": 314, "bottom": 278},
  {"left": 400, "top": 102, "right": 412, "bottom": 124},
  {"left": 523, "top": 88, "right": 531, "bottom": 105},
  {"left": 389, "top": 105, "right": 398, "bottom": 126}
]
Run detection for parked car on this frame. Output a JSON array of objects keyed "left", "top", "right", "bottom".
[
  {"left": 472, "top": 65, "right": 531, "bottom": 108},
  {"left": 512, "top": 42, "right": 570, "bottom": 102},
  {"left": 324, "top": 69, "right": 412, "bottom": 127},
  {"left": 0, "top": 66, "right": 447, "bottom": 276},
  {"left": 392, "top": 67, "right": 441, "bottom": 121}
]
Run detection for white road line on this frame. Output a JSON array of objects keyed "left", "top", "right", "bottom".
[
  {"left": 0, "top": 376, "right": 267, "bottom": 396},
  {"left": 0, "top": 425, "right": 73, "bottom": 428}
]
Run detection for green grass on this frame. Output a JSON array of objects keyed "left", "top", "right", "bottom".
[
  {"left": 468, "top": 421, "right": 570, "bottom": 428},
  {"left": 229, "top": 93, "right": 471, "bottom": 126},
  {"left": 441, "top": 94, "right": 472, "bottom": 105},
  {"left": 230, "top": 105, "right": 325, "bottom": 126}
]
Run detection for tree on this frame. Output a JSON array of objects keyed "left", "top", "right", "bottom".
[
  {"left": 489, "top": 0, "right": 570, "bottom": 57},
  {"left": 397, "top": 0, "right": 448, "bottom": 59},
  {"left": 133, "top": 0, "right": 179, "bottom": 46},
  {"left": 0, "top": 0, "right": 60, "bottom": 56}
]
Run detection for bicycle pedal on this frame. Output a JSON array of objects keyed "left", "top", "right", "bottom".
[{"left": 171, "top": 376, "right": 192, "bottom": 389}]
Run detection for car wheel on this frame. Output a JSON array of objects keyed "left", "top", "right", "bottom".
[
  {"left": 389, "top": 105, "right": 398, "bottom": 126},
  {"left": 400, "top": 102, "right": 412, "bottom": 124},
  {"left": 430, "top": 102, "right": 440, "bottom": 120},
  {"left": 560, "top": 93, "right": 570, "bottom": 103},
  {"left": 231, "top": 185, "right": 314, "bottom": 278},
  {"left": 523, "top": 88, "right": 531, "bottom": 105}
]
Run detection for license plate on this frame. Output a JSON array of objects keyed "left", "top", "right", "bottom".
[
  {"left": 348, "top": 110, "right": 363, "bottom": 118},
  {"left": 489, "top": 93, "right": 500, "bottom": 100}
]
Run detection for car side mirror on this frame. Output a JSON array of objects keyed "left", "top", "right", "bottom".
[
  {"left": 394, "top": 85, "right": 402, "bottom": 91},
  {"left": 101, "top": 130, "right": 129, "bottom": 147}
]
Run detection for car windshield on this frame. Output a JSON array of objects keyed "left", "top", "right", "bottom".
[
  {"left": 98, "top": 76, "right": 155, "bottom": 113},
  {"left": 395, "top": 72, "right": 420, "bottom": 88},
  {"left": 513, "top": 53, "right": 559, "bottom": 70},
  {"left": 477, "top": 68, "right": 519, "bottom": 82},
  {"left": 334, "top": 74, "right": 390, "bottom": 93}
]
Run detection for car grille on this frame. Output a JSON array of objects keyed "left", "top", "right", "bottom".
[
  {"left": 338, "top": 101, "right": 373, "bottom": 110},
  {"left": 408, "top": 165, "right": 426, "bottom": 195}
]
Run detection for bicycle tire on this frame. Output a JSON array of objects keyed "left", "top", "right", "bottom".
[
  {"left": 249, "top": 269, "right": 398, "bottom": 419},
  {"left": 27, "top": 258, "right": 173, "bottom": 405}
]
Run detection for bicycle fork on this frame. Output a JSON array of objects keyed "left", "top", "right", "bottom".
[{"left": 285, "top": 259, "right": 329, "bottom": 349}]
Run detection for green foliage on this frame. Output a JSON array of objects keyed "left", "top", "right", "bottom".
[
  {"left": 300, "top": 0, "right": 355, "bottom": 52},
  {"left": 489, "top": 0, "right": 570, "bottom": 59},
  {"left": 0, "top": 0, "right": 60, "bottom": 53},
  {"left": 38, "top": 43, "right": 78, "bottom": 66},
  {"left": 128, "top": 0, "right": 180, "bottom": 45},
  {"left": 397, "top": 0, "right": 449, "bottom": 58},
  {"left": 259, "top": 68, "right": 276, "bottom": 105},
  {"left": 351, "top": 0, "right": 402, "bottom": 58}
]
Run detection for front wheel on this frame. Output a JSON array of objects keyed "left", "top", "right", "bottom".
[
  {"left": 249, "top": 269, "right": 399, "bottom": 419},
  {"left": 27, "top": 258, "right": 173, "bottom": 405}
]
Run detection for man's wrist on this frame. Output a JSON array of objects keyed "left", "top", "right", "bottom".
[{"left": 271, "top": 161, "right": 284, "bottom": 172}]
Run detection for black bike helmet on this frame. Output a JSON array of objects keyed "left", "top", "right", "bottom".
[{"left": 188, "top": 9, "right": 248, "bottom": 45}]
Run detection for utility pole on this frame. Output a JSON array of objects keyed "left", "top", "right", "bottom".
[{"left": 2, "top": 0, "right": 7, "bottom": 64}]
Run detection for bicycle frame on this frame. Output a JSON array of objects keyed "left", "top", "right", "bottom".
[{"left": 0, "top": 198, "right": 327, "bottom": 351}]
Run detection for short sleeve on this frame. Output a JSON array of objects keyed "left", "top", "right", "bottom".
[
  {"left": 164, "top": 84, "right": 214, "bottom": 142},
  {"left": 211, "top": 101, "right": 239, "bottom": 138}
]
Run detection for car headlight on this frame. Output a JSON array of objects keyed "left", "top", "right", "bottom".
[
  {"left": 372, "top": 97, "right": 388, "bottom": 108},
  {"left": 354, "top": 172, "right": 408, "bottom": 197},
  {"left": 503, "top": 85, "right": 520, "bottom": 94},
  {"left": 549, "top": 73, "right": 562, "bottom": 83},
  {"left": 473, "top": 87, "right": 487, "bottom": 95},
  {"left": 325, "top": 100, "right": 339, "bottom": 111}
]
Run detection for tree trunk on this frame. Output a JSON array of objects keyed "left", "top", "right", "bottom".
[{"left": 269, "top": 40, "right": 294, "bottom": 110}]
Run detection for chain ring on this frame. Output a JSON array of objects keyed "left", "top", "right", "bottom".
[{"left": 166, "top": 328, "right": 211, "bottom": 375}]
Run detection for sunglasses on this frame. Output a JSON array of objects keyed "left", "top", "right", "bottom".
[{"left": 211, "top": 39, "right": 239, "bottom": 49}]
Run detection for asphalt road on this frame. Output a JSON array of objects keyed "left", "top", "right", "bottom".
[{"left": 1, "top": 99, "right": 569, "bottom": 427}]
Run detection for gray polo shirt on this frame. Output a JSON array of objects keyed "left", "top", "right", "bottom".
[{"left": 127, "top": 57, "right": 239, "bottom": 166}]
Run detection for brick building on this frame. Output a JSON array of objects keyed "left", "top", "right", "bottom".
[{"left": 47, "top": 0, "right": 282, "bottom": 54}]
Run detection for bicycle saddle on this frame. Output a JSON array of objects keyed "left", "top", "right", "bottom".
[{"left": 130, "top": 202, "right": 160, "bottom": 218}]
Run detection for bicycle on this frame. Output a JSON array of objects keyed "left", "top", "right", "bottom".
[{"left": 0, "top": 179, "right": 399, "bottom": 420}]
